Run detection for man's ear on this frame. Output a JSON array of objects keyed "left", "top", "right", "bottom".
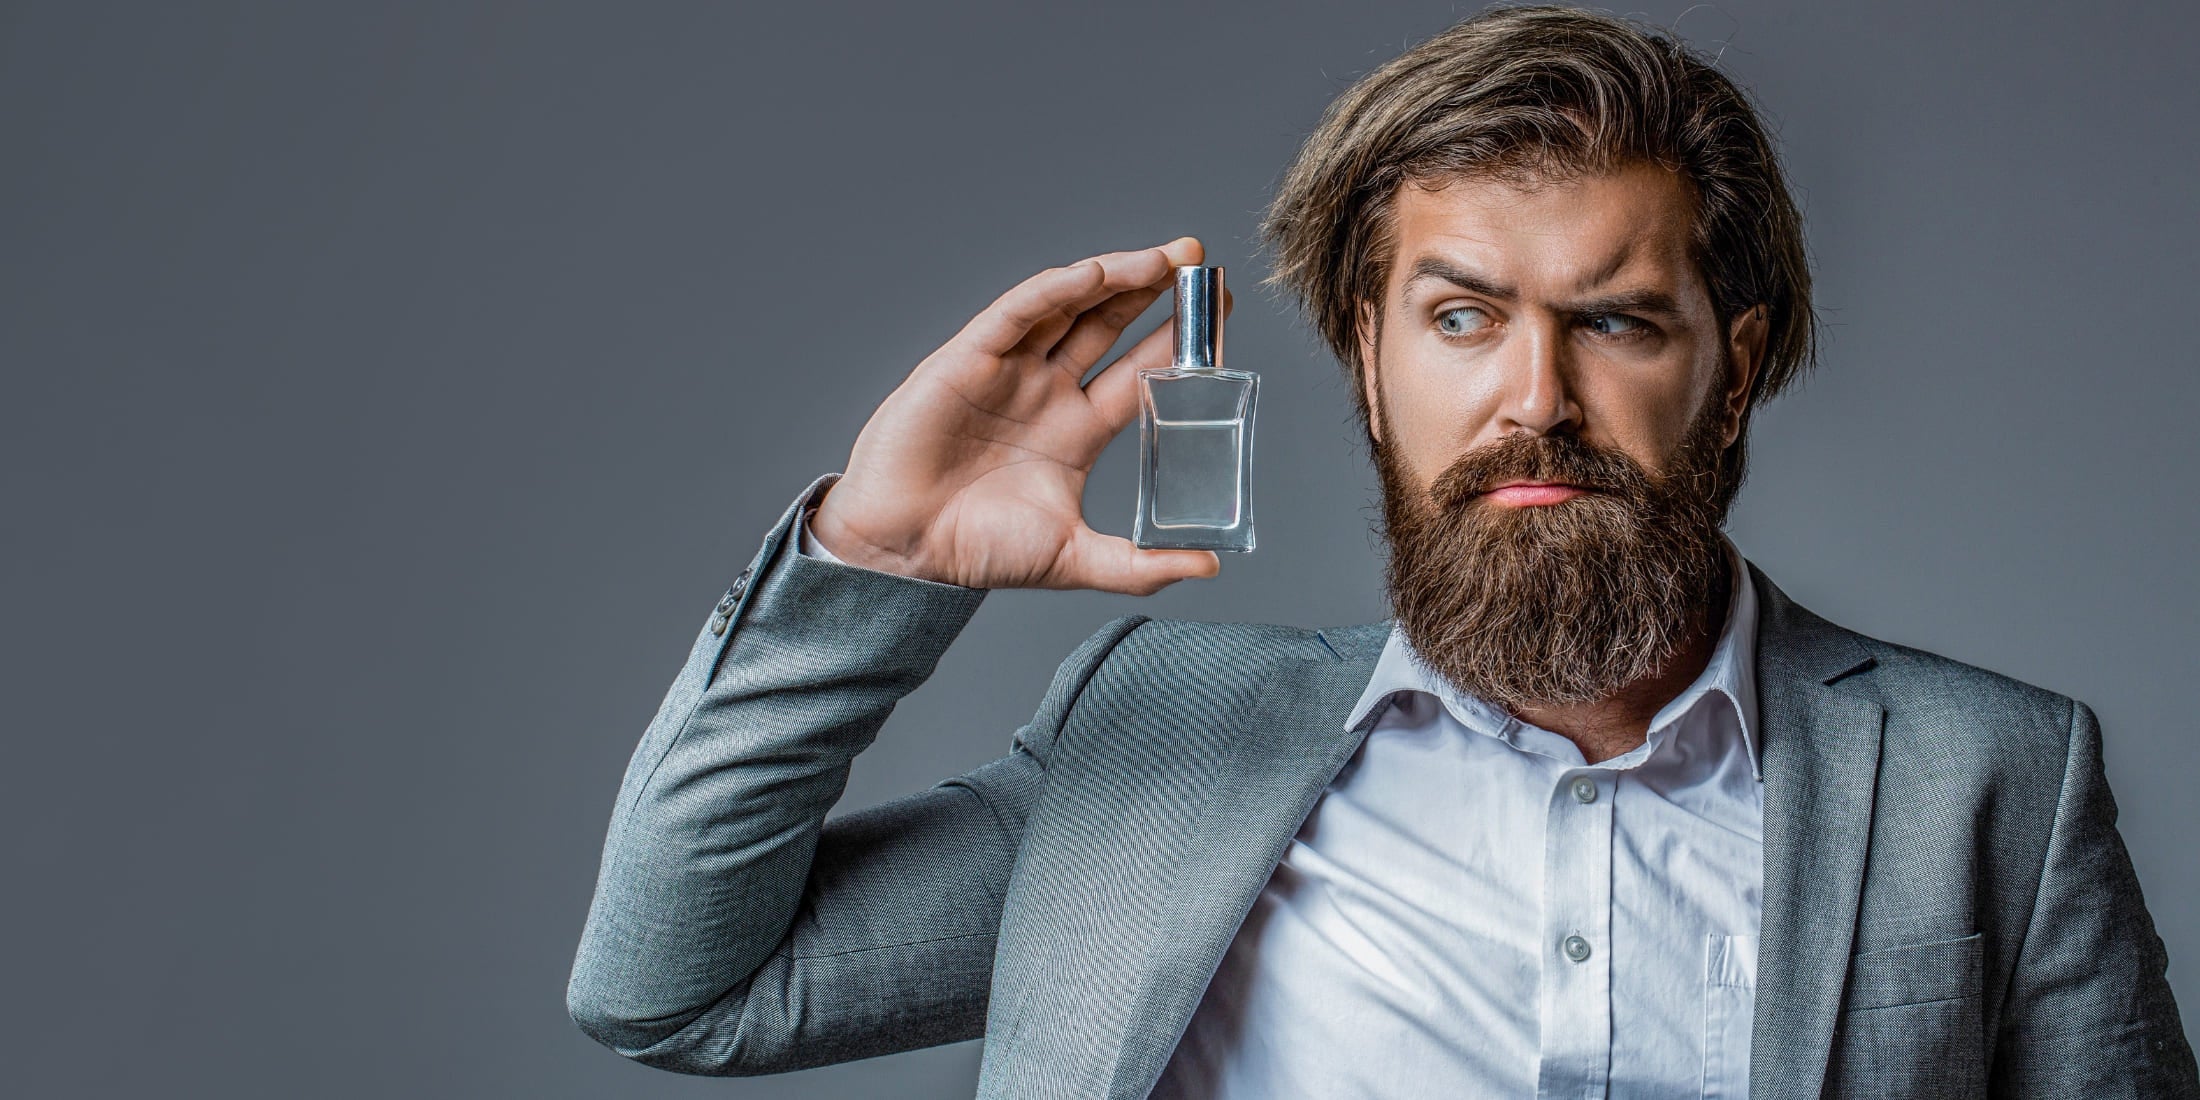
[
  {"left": 1357, "top": 299, "right": 1384, "bottom": 446},
  {"left": 1721, "top": 304, "right": 1769, "bottom": 449}
]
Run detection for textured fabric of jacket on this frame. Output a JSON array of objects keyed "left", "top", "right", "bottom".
[{"left": 567, "top": 472, "right": 2198, "bottom": 1098}]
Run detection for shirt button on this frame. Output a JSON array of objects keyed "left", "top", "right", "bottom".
[
  {"left": 1563, "top": 935, "right": 1593, "bottom": 963},
  {"left": 1571, "top": 777, "right": 1598, "bottom": 804},
  {"left": 709, "top": 614, "right": 729, "bottom": 636}
]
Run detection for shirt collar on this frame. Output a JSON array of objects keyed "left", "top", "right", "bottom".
[{"left": 1345, "top": 534, "right": 1763, "bottom": 779}]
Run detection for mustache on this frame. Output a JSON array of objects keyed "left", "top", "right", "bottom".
[{"left": 1425, "top": 431, "right": 1654, "bottom": 512}]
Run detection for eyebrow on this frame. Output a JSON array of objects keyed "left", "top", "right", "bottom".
[{"left": 1402, "top": 256, "right": 1685, "bottom": 318}]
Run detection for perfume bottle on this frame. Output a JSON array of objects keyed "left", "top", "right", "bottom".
[{"left": 1133, "top": 265, "right": 1257, "bottom": 552}]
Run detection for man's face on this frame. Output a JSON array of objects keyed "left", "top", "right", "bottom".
[
  {"left": 1359, "top": 158, "right": 1758, "bottom": 506},
  {"left": 1358, "top": 159, "right": 1768, "bottom": 709}
]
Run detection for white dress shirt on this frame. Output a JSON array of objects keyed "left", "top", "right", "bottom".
[
  {"left": 800, "top": 512, "right": 1765, "bottom": 1098},
  {"left": 1152, "top": 535, "right": 1763, "bottom": 1099}
]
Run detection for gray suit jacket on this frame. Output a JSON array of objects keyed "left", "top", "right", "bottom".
[{"left": 568, "top": 473, "right": 2197, "bottom": 1098}]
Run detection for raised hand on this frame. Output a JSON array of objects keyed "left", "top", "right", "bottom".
[{"left": 808, "top": 237, "right": 1230, "bottom": 595}]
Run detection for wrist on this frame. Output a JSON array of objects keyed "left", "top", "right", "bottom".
[{"left": 808, "top": 490, "right": 945, "bottom": 583}]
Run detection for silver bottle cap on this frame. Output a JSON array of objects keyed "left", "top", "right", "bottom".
[{"left": 1173, "top": 265, "right": 1224, "bottom": 370}]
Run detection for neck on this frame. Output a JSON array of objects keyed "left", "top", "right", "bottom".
[{"left": 1509, "top": 548, "right": 1735, "bottom": 765}]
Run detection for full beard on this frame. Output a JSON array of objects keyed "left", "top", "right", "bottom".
[{"left": 1375, "top": 397, "right": 1734, "bottom": 711}]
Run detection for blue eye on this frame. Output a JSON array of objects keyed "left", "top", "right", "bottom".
[
  {"left": 1436, "top": 306, "right": 1490, "bottom": 336},
  {"left": 1586, "top": 313, "right": 1645, "bottom": 337}
]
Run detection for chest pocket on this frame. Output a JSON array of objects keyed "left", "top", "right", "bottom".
[
  {"left": 1703, "top": 933, "right": 1756, "bottom": 1099},
  {"left": 1823, "top": 933, "right": 1987, "bottom": 1098},
  {"left": 1843, "top": 932, "right": 1983, "bottom": 1010}
]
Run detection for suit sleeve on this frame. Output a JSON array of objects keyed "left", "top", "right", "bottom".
[
  {"left": 1990, "top": 698, "right": 2199, "bottom": 1097},
  {"left": 564, "top": 471, "right": 1149, "bottom": 1075}
]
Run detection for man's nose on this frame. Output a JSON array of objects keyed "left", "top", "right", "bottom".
[{"left": 1493, "top": 319, "right": 1583, "bottom": 436}]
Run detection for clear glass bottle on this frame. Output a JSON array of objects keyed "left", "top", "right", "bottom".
[{"left": 1134, "top": 265, "right": 1257, "bottom": 552}]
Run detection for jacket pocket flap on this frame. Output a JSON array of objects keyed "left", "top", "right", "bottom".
[{"left": 1844, "top": 932, "right": 1983, "bottom": 1011}]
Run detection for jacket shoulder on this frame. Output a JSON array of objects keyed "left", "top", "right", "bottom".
[
  {"left": 1753, "top": 562, "right": 2081, "bottom": 755},
  {"left": 1849, "top": 632, "right": 2077, "bottom": 729},
  {"left": 1034, "top": 616, "right": 1342, "bottom": 749},
  {"left": 1014, "top": 615, "right": 1341, "bottom": 762},
  {"left": 1837, "top": 629, "right": 2085, "bottom": 789},
  {"left": 1094, "top": 616, "right": 1339, "bottom": 689},
  {"left": 1116, "top": 615, "right": 1338, "bottom": 656}
]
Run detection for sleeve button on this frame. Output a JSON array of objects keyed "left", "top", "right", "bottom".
[{"left": 715, "top": 567, "right": 755, "bottom": 615}]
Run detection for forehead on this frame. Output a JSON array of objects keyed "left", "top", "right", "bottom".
[{"left": 1385, "top": 160, "right": 1703, "bottom": 303}]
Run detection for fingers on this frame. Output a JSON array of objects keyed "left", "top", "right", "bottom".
[
  {"left": 952, "top": 260, "right": 1107, "bottom": 358},
  {"left": 1046, "top": 281, "right": 1171, "bottom": 373},
  {"left": 1045, "top": 237, "right": 1207, "bottom": 370},
  {"left": 951, "top": 238, "right": 1204, "bottom": 360},
  {"left": 1017, "top": 238, "right": 1204, "bottom": 361},
  {"left": 1080, "top": 312, "right": 1178, "bottom": 430},
  {"left": 1058, "top": 527, "right": 1221, "bottom": 596},
  {"left": 1081, "top": 284, "right": 1235, "bottom": 431}
]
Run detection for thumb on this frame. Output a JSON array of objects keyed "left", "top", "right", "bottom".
[{"left": 1059, "top": 527, "right": 1221, "bottom": 596}]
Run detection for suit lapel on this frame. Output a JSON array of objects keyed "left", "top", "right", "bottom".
[
  {"left": 1104, "top": 637, "right": 1383, "bottom": 1100},
  {"left": 1745, "top": 561, "right": 1885, "bottom": 1099},
  {"left": 1038, "top": 565, "right": 1881, "bottom": 1099}
]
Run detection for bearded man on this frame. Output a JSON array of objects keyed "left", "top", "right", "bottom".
[{"left": 566, "top": 5, "right": 2195, "bottom": 1097}]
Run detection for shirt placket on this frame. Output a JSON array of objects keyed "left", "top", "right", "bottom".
[{"left": 1536, "top": 765, "right": 1614, "bottom": 1100}]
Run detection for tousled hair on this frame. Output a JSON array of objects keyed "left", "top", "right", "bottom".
[{"left": 1259, "top": 3, "right": 1818, "bottom": 514}]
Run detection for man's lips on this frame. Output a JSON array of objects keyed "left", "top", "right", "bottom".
[{"left": 1483, "top": 481, "right": 1591, "bottom": 506}]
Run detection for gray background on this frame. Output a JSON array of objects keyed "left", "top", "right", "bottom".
[{"left": 4, "top": 0, "right": 2193, "bottom": 1095}]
